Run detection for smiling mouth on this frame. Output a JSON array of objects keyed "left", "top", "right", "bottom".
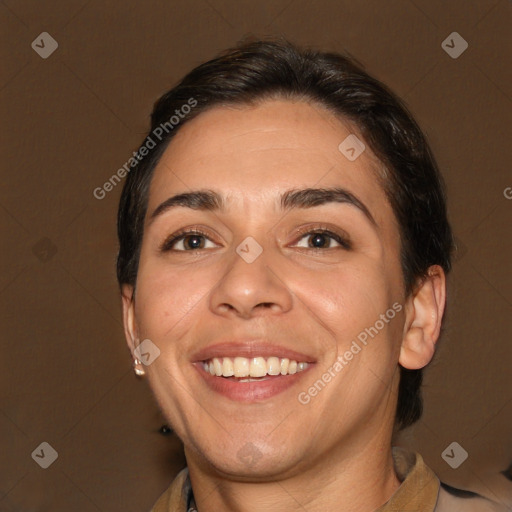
[{"left": 202, "top": 356, "right": 309, "bottom": 381}]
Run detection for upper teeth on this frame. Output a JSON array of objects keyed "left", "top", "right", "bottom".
[{"left": 203, "top": 357, "right": 309, "bottom": 377}]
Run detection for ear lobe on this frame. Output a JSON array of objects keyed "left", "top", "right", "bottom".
[
  {"left": 399, "top": 265, "right": 447, "bottom": 370},
  {"left": 121, "top": 284, "right": 138, "bottom": 355}
]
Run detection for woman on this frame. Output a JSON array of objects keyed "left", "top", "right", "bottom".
[{"left": 117, "top": 40, "right": 506, "bottom": 511}]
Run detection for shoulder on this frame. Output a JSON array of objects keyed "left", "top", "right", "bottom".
[{"left": 436, "top": 482, "right": 511, "bottom": 512}]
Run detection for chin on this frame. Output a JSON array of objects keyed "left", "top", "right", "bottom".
[{"left": 195, "top": 440, "right": 307, "bottom": 481}]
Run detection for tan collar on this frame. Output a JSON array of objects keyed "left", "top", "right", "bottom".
[
  {"left": 151, "top": 448, "right": 440, "bottom": 512},
  {"left": 150, "top": 467, "right": 190, "bottom": 512},
  {"left": 375, "top": 448, "right": 439, "bottom": 511}
]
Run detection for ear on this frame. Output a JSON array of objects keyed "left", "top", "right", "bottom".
[
  {"left": 121, "top": 284, "right": 139, "bottom": 356},
  {"left": 399, "top": 265, "right": 447, "bottom": 370}
]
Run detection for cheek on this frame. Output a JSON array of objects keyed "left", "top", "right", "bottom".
[
  {"left": 293, "top": 259, "right": 403, "bottom": 361},
  {"left": 300, "top": 260, "right": 391, "bottom": 321},
  {"left": 134, "top": 257, "right": 215, "bottom": 340}
]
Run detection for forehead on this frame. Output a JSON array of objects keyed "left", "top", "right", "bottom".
[{"left": 148, "top": 99, "right": 391, "bottom": 222}]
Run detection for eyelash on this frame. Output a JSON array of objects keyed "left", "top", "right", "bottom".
[{"left": 160, "top": 226, "right": 351, "bottom": 252}]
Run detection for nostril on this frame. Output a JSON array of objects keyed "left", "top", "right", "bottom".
[{"left": 257, "top": 302, "right": 276, "bottom": 310}]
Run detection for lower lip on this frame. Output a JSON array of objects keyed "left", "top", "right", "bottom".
[{"left": 194, "top": 363, "right": 314, "bottom": 402}]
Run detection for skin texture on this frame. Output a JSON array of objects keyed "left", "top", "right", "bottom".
[{"left": 122, "top": 99, "right": 446, "bottom": 511}]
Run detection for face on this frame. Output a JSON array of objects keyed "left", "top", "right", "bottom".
[{"left": 124, "top": 99, "right": 411, "bottom": 480}]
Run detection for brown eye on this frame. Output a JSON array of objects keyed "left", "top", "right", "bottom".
[
  {"left": 162, "top": 231, "right": 218, "bottom": 252},
  {"left": 181, "top": 234, "right": 206, "bottom": 250},
  {"left": 293, "top": 230, "right": 350, "bottom": 250},
  {"left": 308, "top": 233, "right": 332, "bottom": 248}
]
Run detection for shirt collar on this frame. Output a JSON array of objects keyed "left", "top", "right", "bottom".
[{"left": 375, "top": 448, "right": 440, "bottom": 511}]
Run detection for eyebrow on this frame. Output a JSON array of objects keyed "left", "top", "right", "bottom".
[
  {"left": 281, "top": 187, "right": 376, "bottom": 226},
  {"left": 149, "top": 190, "right": 223, "bottom": 222},
  {"left": 149, "top": 187, "right": 376, "bottom": 226}
]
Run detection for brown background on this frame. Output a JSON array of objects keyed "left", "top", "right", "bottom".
[{"left": 1, "top": 0, "right": 511, "bottom": 510}]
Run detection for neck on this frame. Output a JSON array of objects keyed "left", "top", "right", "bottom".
[{"left": 186, "top": 433, "right": 400, "bottom": 512}]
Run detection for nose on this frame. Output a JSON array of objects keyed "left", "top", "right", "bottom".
[{"left": 209, "top": 247, "right": 293, "bottom": 319}]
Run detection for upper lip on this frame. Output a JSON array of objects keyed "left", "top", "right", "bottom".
[{"left": 192, "top": 341, "right": 317, "bottom": 363}]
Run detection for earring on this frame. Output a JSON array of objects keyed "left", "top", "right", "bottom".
[{"left": 133, "top": 358, "right": 145, "bottom": 377}]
